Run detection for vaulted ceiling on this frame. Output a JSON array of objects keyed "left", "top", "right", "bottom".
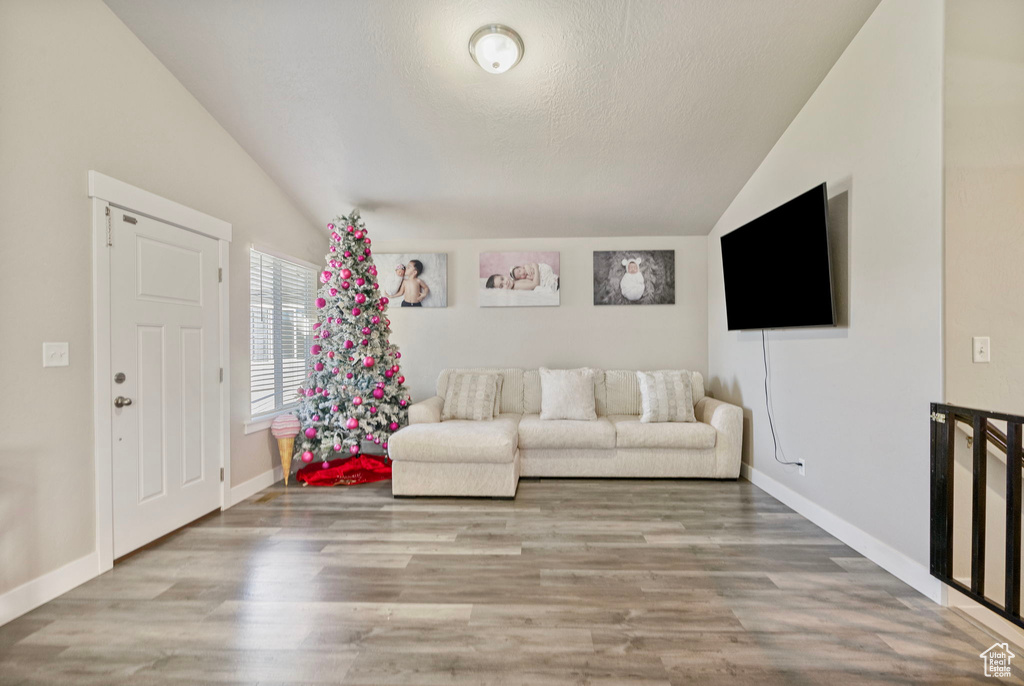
[{"left": 104, "top": 0, "right": 880, "bottom": 239}]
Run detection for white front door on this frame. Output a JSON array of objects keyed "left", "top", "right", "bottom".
[{"left": 109, "top": 208, "right": 222, "bottom": 558}]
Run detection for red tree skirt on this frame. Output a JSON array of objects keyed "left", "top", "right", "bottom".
[{"left": 296, "top": 454, "right": 392, "bottom": 487}]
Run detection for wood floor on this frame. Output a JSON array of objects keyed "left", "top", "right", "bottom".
[{"left": 0, "top": 478, "right": 1015, "bottom": 685}]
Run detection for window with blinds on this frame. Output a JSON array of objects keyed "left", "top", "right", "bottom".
[{"left": 249, "top": 248, "right": 317, "bottom": 419}]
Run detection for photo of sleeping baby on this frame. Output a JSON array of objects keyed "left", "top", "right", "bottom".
[
  {"left": 479, "top": 251, "right": 560, "bottom": 307},
  {"left": 376, "top": 253, "right": 447, "bottom": 308},
  {"left": 593, "top": 250, "right": 675, "bottom": 305}
]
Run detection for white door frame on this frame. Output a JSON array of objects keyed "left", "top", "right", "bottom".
[{"left": 89, "top": 171, "right": 232, "bottom": 573}]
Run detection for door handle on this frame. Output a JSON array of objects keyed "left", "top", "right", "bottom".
[{"left": 114, "top": 396, "right": 133, "bottom": 408}]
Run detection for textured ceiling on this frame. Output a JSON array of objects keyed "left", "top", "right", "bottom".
[{"left": 104, "top": 0, "right": 880, "bottom": 239}]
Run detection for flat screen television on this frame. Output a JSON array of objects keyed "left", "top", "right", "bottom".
[{"left": 720, "top": 183, "right": 835, "bottom": 330}]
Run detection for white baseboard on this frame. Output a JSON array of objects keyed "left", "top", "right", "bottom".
[
  {"left": 228, "top": 465, "right": 284, "bottom": 507},
  {"left": 740, "top": 463, "right": 943, "bottom": 603},
  {"left": 0, "top": 552, "right": 99, "bottom": 627}
]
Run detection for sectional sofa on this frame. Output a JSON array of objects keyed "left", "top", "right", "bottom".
[{"left": 388, "top": 368, "right": 743, "bottom": 497}]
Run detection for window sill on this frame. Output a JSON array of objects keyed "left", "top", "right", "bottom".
[{"left": 244, "top": 407, "right": 298, "bottom": 435}]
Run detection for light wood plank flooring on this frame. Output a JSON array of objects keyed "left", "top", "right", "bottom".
[{"left": 0, "top": 478, "right": 1015, "bottom": 684}]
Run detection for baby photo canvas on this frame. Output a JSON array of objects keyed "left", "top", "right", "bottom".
[
  {"left": 376, "top": 253, "right": 448, "bottom": 307},
  {"left": 593, "top": 250, "right": 675, "bottom": 305},
  {"left": 479, "top": 251, "right": 560, "bottom": 307}
]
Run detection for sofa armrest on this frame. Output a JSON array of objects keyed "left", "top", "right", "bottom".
[
  {"left": 409, "top": 396, "right": 444, "bottom": 424},
  {"left": 695, "top": 397, "right": 743, "bottom": 478}
]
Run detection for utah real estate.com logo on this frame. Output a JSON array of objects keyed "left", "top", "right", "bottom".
[{"left": 980, "top": 643, "right": 1015, "bottom": 678}]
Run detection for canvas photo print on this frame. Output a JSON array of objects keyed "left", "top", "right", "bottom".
[
  {"left": 376, "top": 253, "right": 447, "bottom": 307},
  {"left": 479, "top": 251, "right": 560, "bottom": 307},
  {"left": 593, "top": 250, "right": 675, "bottom": 305}
]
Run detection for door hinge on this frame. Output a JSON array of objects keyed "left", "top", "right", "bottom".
[
  {"left": 105, "top": 206, "right": 112, "bottom": 247},
  {"left": 219, "top": 367, "right": 224, "bottom": 382},
  {"left": 930, "top": 411, "right": 946, "bottom": 424},
  {"left": 218, "top": 268, "right": 223, "bottom": 283},
  {"left": 220, "top": 467, "right": 225, "bottom": 482},
  {"left": 122, "top": 214, "right": 137, "bottom": 225}
]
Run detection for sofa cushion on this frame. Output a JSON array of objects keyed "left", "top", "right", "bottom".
[
  {"left": 436, "top": 368, "right": 525, "bottom": 414},
  {"left": 441, "top": 372, "right": 499, "bottom": 421},
  {"left": 388, "top": 414, "right": 521, "bottom": 464},
  {"left": 518, "top": 414, "right": 616, "bottom": 450},
  {"left": 637, "top": 370, "right": 695, "bottom": 423},
  {"left": 540, "top": 368, "right": 597, "bottom": 420},
  {"left": 605, "top": 370, "right": 705, "bottom": 415},
  {"left": 609, "top": 414, "right": 716, "bottom": 449},
  {"left": 525, "top": 369, "right": 607, "bottom": 416}
]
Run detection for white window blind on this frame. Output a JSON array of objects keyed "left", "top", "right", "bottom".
[{"left": 250, "top": 248, "right": 317, "bottom": 419}]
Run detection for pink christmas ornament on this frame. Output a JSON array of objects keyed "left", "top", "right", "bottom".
[
  {"left": 352, "top": 307, "right": 361, "bottom": 316},
  {"left": 313, "top": 322, "right": 321, "bottom": 329},
  {"left": 332, "top": 367, "right": 340, "bottom": 375},
  {"left": 371, "top": 316, "right": 380, "bottom": 324},
  {"left": 270, "top": 413, "right": 300, "bottom": 439},
  {"left": 341, "top": 281, "right": 350, "bottom": 290},
  {"left": 347, "top": 225, "right": 354, "bottom": 232},
  {"left": 360, "top": 339, "right": 368, "bottom": 346},
  {"left": 330, "top": 246, "right": 336, "bottom": 252},
  {"left": 322, "top": 461, "right": 331, "bottom": 469},
  {"left": 369, "top": 406, "right": 377, "bottom": 414},
  {"left": 350, "top": 445, "right": 360, "bottom": 454},
  {"left": 365, "top": 238, "right": 372, "bottom": 245},
  {"left": 330, "top": 288, "right": 338, "bottom": 296},
  {"left": 361, "top": 327, "right": 371, "bottom": 335},
  {"left": 352, "top": 396, "right": 363, "bottom": 405},
  {"left": 322, "top": 389, "right": 330, "bottom": 397},
  {"left": 390, "top": 422, "right": 399, "bottom": 431},
  {"left": 344, "top": 251, "right": 352, "bottom": 257},
  {"left": 372, "top": 388, "right": 384, "bottom": 399},
  {"left": 397, "top": 376, "right": 405, "bottom": 384},
  {"left": 356, "top": 278, "right": 365, "bottom": 286},
  {"left": 400, "top": 400, "right": 407, "bottom": 407},
  {"left": 363, "top": 356, "right": 375, "bottom": 368},
  {"left": 344, "top": 340, "right": 354, "bottom": 349},
  {"left": 301, "top": 451, "right": 314, "bottom": 463},
  {"left": 340, "top": 268, "right": 351, "bottom": 279},
  {"left": 314, "top": 362, "right": 324, "bottom": 371},
  {"left": 304, "top": 427, "right": 317, "bottom": 439},
  {"left": 373, "top": 283, "right": 379, "bottom": 290},
  {"left": 331, "top": 405, "right": 339, "bottom": 413},
  {"left": 320, "top": 271, "right": 332, "bottom": 283},
  {"left": 383, "top": 442, "right": 388, "bottom": 450},
  {"left": 381, "top": 297, "right": 390, "bottom": 305},
  {"left": 312, "top": 414, "right": 320, "bottom": 422},
  {"left": 310, "top": 344, "right": 322, "bottom": 355},
  {"left": 346, "top": 417, "right": 359, "bottom": 429},
  {"left": 355, "top": 293, "right": 366, "bottom": 304},
  {"left": 385, "top": 369, "right": 394, "bottom": 378},
  {"left": 334, "top": 443, "right": 342, "bottom": 451},
  {"left": 315, "top": 297, "right": 326, "bottom": 308},
  {"left": 305, "top": 389, "right": 315, "bottom": 397},
  {"left": 357, "top": 255, "right": 365, "bottom": 262},
  {"left": 346, "top": 372, "right": 354, "bottom": 379},
  {"left": 328, "top": 351, "right": 335, "bottom": 359},
  {"left": 328, "top": 223, "right": 336, "bottom": 230},
  {"left": 364, "top": 249, "right": 372, "bottom": 256},
  {"left": 396, "top": 352, "right": 401, "bottom": 359}
]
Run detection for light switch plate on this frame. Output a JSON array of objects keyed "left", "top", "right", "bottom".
[
  {"left": 43, "top": 342, "right": 69, "bottom": 367},
  {"left": 973, "top": 336, "right": 991, "bottom": 363}
]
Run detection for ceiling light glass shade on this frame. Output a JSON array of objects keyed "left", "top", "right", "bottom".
[{"left": 469, "top": 25, "right": 523, "bottom": 74}]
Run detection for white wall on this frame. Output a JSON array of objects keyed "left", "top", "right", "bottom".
[
  {"left": 707, "top": 0, "right": 945, "bottom": 596},
  {"left": 944, "top": 0, "right": 1024, "bottom": 414},
  {"left": 371, "top": 235, "right": 708, "bottom": 401},
  {"left": 0, "top": 0, "right": 325, "bottom": 600}
]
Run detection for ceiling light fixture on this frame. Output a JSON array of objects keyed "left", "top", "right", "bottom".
[{"left": 469, "top": 25, "right": 523, "bottom": 74}]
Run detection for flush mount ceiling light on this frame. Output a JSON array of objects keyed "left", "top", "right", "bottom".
[{"left": 469, "top": 25, "right": 524, "bottom": 74}]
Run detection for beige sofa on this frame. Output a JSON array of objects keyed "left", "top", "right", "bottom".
[{"left": 388, "top": 368, "right": 742, "bottom": 497}]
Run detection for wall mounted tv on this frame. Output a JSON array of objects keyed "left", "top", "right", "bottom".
[{"left": 720, "top": 183, "right": 835, "bottom": 330}]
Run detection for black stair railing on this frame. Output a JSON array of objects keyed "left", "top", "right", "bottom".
[{"left": 931, "top": 403, "right": 1024, "bottom": 626}]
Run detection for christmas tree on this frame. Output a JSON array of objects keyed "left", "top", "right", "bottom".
[{"left": 295, "top": 210, "right": 410, "bottom": 467}]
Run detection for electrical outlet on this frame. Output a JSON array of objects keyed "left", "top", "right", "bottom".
[
  {"left": 973, "top": 336, "right": 991, "bottom": 363},
  {"left": 798, "top": 462, "right": 805, "bottom": 476},
  {"left": 42, "top": 342, "right": 69, "bottom": 367}
]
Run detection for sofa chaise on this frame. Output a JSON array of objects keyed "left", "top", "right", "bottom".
[{"left": 388, "top": 368, "right": 743, "bottom": 497}]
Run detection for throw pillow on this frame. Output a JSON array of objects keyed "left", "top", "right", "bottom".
[
  {"left": 539, "top": 368, "right": 597, "bottom": 421},
  {"left": 442, "top": 372, "right": 499, "bottom": 421},
  {"left": 636, "top": 370, "right": 695, "bottom": 423}
]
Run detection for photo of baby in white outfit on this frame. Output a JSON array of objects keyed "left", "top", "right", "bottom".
[{"left": 593, "top": 250, "right": 675, "bottom": 305}]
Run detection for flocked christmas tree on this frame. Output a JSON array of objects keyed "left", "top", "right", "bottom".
[{"left": 295, "top": 210, "right": 410, "bottom": 467}]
